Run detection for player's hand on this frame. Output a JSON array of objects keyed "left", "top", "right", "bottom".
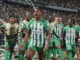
[
  {"left": 19, "top": 44, "right": 24, "bottom": 54},
  {"left": 45, "top": 45, "right": 49, "bottom": 51},
  {"left": 20, "top": 44, "right": 25, "bottom": 50},
  {"left": 52, "top": 40, "right": 54, "bottom": 42}
]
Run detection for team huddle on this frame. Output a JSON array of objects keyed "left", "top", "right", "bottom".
[{"left": 0, "top": 8, "right": 80, "bottom": 60}]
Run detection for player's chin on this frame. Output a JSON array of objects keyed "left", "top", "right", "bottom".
[{"left": 34, "top": 15, "right": 39, "bottom": 18}]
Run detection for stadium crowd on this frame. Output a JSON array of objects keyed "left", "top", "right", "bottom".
[
  {"left": 0, "top": 2, "right": 80, "bottom": 24},
  {"left": 33, "top": 0, "right": 80, "bottom": 9}
]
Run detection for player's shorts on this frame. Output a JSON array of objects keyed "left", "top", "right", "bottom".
[
  {"left": 54, "top": 38, "right": 61, "bottom": 46},
  {"left": 66, "top": 41, "right": 76, "bottom": 51},
  {"left": 5, "top": 39, "right": 16, "bottom": 51},
  {"left": 28, "top": 46, "right": 45, "bottom": 52},
  {"left": 49, "top": 38, "right": 53, "bottom": 47}
]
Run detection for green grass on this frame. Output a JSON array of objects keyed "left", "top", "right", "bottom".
[{"left": 12, "top": 50, "right": 79, "bottom": 60}]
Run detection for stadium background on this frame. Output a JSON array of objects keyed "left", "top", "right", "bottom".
[
  {"left": 0, "top": 0, "right": 80, "bottom": 60},
  {"left": 0, "top": 0, "right": 80, "bottom": 24}
]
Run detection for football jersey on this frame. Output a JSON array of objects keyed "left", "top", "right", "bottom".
[
  {"left": 27, "top": 18, "right": 51, "bottom": 48},
  {"left": 63, "top": 25, "right": 78, "bottom": 45},
  {"left": 53, "top": 23, "right": 64, "bottom": 39},
  {"left": 5, "top": 23, "right": 19, "bottom": 35},
  {"left": 23, "top": 20, "right": 28, "bottom": 28}
]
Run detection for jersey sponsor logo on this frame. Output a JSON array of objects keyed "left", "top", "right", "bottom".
[{"left": 10, "top": 26, "right": 16, "bottom": 35}]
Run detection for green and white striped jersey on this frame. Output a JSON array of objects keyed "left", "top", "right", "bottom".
[
  {"left": 53, "top": 23, "right": 63, "bottom": 39},
  {"left": 76, "top": 25, "right": 80, "bottom": 39},
  {"left": 27, "top": 18, "right": 51, "bottom": 48},
  {"left": 63, "top": 25, "right": 77, "bottom": 45}
]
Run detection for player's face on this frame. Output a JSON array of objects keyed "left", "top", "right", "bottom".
[
  {"left": 26, "top": 14, "right": 31, "bottom": 21},
  {"left": 57, "top": 17, "right": 62, "bottom": 23},
  {"left": 68, "top": 19, "right": 73, "bottom": 25},
  {"left": 9, "top": 17, "right": 15, "bottom": 24},
  {"left": 34, "top": 9, "right": 42, "bottom": 18}
]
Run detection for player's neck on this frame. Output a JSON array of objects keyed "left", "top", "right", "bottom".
[
  {"left": 36, "top": 17, "right": 42, "bottom": 22},
  {"left": 69, "top": 24, "right": 73, "bottom": 27}
]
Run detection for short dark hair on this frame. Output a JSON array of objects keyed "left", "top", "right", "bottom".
[
  {"left": 35, "top": 7, "right": 43, "bottom": 13},
  {"left": 68, "top": 17, "right": 75, "bottom": 24},
  {"left": 9, "top": 15, "right": 15, "bottom": 18}
]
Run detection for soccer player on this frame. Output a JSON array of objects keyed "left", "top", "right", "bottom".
[
  {"left": 20, "top": 7, "right": 51, "bottom": 60},
  {"left": 45, "top": 17, "right": 59, "bottom": 60},
  {"left": 19, "top": 12, "right": 32, "bottom": 60},
  {"left": 52, "top": 16, "right": 64, "bottom": 60},
  {"left": 63, "top": 18, "right": 78, "bottom": 60},
  {"left": 4, "top": 15, "right": 19, "bottom": 60}
]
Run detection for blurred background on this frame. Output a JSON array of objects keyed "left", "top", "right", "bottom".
[{"left": 0, "top": 0, "right": 80, "bottom": 24}]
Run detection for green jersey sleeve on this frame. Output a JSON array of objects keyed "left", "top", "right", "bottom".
[
  {"left": 27, "top": 19, "right": 34, "bottom": 30},
  {"left": 20, "top": 22, "right": 26, "bottom": 29},
  {"left": 44, "top": 21, "right": 51, "bottom": 31}
]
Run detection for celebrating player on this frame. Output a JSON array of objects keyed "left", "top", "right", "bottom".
[
  {"left": 63, "top": 18, "right": 78, "bottom": 60},
  {"left": 45, "top": 16, "right": 59, "bottom": 60},
  {"left": 52, "top": 16, "right": 64, "bottom": 60},
  {"left": 4, "top": 15, "right": 19, "bottom": 60},
  {"left": 20, "top": 7, "right": 51, "bottom": 60}
]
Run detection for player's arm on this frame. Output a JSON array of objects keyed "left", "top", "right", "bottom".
[
  {"left": 46, "top": 31, "right": 51, "bottom": 51},
  {"left": 23, "top": 30, "right": 31, "bottom": 44},
  {"left": 20, "top": 30, "right": 30, "bottom": 49},
  {"left": 45, "top": 21, "right": 51, "bottom": 51}
]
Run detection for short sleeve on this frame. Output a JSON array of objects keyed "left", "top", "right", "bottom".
[
  {"left": 27, "top": 19, "right": 33, "bottom": 30},
  {"left": 44, "top": 21, "right": 51, "bottom": 31}
]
